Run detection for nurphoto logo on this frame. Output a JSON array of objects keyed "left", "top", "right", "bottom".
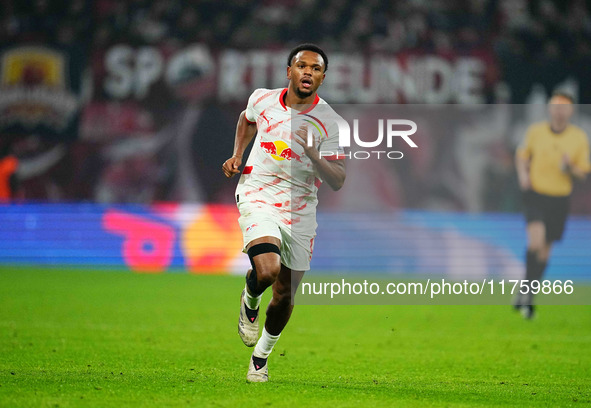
[{"left": 306, "top": 116, "right": 418, "bottom": 160}]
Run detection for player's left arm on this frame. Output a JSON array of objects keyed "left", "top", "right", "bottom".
[
  {"left": 311, "top": 156, "right": 346, "bottom": 191},
  {"left": 294, "top": 126, "right": 345, "bottom": 191},
  {"left": 564, "top": 133, "right": 591, "bottom": 180}
]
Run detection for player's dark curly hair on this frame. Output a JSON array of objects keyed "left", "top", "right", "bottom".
[{"left": 287, "top": 43, "right": 328, "bottom": 72}]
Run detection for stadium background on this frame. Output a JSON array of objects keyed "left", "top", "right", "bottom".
[
  {"left": 1, "top": 2, "right": 591, "bottom": 407},
  {"left": 0, "top": 0, "right": 590, "bottom": 278}
]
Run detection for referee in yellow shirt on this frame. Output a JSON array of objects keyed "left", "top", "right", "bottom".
[{"left": 515, "top": 92, "right": 591, "bottom": 319}]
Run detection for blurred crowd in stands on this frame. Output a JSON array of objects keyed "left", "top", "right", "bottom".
[
  {"left": 1, "top": 0, "right": 591, "bottom": 209},
  {"left": 2, "top": 0, "right": 591, "bottom": 102}
]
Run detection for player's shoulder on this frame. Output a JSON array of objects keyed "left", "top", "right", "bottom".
[
  {"left": 567, "top": 123, "right": 588, "bottom": 140},
  {"left": 249, "top": 88, "right": 283, "bottom": 105},
  {"left": 526, "top": 121, "right": 548, "bottom": 134},
  {"left": 316, "top": 95, "right": 333, "bottom": 109},
  {"left": 313, "top": 96, "right": 343, "bottom": 121},
  {"left": 250, "top": 87, "right": 281, "bottom": 96}
]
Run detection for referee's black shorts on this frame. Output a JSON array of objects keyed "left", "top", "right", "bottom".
[{"left": 523, "top": 190, "right": 570, "bottom": 242}]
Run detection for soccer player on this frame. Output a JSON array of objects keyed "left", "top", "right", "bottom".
[
  {"left": 222, "top": 44, "right": 346, "bottom": 382},
  {"left": 515, "top": 92, "right": 590, "bottom": 319}
]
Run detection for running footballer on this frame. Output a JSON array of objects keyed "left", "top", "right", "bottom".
[
  {"left": 515, "top": 92, "right": 590, "bottom": 318},
  {"left": 222, "top": 44, "right": 345, "bottom": 382}
]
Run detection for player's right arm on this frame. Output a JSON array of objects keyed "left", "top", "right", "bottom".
[
  {"left": 222, "top": 110, "right": 257, "bottom": 178},
  {"left": 515, "top": 126, "right": 534, "bottom": 191},
  {"left": 563, "top": 131, "right": 591, "bottom": 181},
  {"left": 515, "top": 154, "right": 530, "bottom": 190}
]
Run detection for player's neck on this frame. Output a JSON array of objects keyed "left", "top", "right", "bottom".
[
  {"left": 549, "top": 121, "right": 568, "bottom": 134},
  {"left": 284, "top": 88, "right": 317, "bottom": 111}
]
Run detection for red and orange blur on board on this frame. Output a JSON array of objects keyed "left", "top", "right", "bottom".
[{"left": 102, "top": 204, "right": 243, "bottom": 273}]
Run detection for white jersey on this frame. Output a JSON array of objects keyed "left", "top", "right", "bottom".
[{"left": 236, "top": 88, "right": 344, "bottom": 236}]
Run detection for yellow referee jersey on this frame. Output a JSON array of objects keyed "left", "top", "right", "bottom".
[{"left": 517, "top": 122, "right": 591, "bottom": 196}]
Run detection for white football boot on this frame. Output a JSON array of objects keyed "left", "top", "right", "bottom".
[
  {"left": 238, "top": 289, "right": 259, "bottom": 347},
  {"left": 246, "top": 354, "right": 269, "bottom": 382}
]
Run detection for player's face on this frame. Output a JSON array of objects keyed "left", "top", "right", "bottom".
[
  {"left": 287, "top": 51, "right": 326, "bottom": 98},
  {"left": 548, "top": 96, "right": 574, "bottom": 124}
]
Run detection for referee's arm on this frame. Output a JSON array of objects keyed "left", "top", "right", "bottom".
[
  {"left": 563, "top": 158, "right": 588, "bottom": 180},
  {"left": 515, "top": 151, "right": 531, "bottom": 191},
  {"left": 564, "top": 137, "right": 591, "bottom": 180},
  {"left": 515, "top": 127, "right": 535, "bottom": 190}
]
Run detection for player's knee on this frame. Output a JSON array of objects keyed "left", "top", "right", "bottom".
[
  {"left": 527, "top": 234, "right": 545, "bottom": 253},
  {"left": 527, "top": 241, "right": 543, "bottom": 254},
  {"left": 538, "top": 245, "right": 551, "bottom": 262},
  {"left": 527, "top": 225, "right": 546, "bottom": 252},
  {"left": 247, "top": 243, "right": 281, "bottom": 294},
  {"left": 256, "top": 263, "right": 281, "bottom": 287}
]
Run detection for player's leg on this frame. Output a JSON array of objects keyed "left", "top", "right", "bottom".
[
  {"left": 245, "top": 237, "right": 282, "bottom": 296},
  {"left": 528, "top": 240, "right": 552, "bottom": 311},
  {"left": 520, "top": 221, "right": 553, "bottom": 319},
  {"left": 523, "top": 194, "right": 569, "bottom": 318},
  {"left": 536, "top": 241, "right": 552, "bottom": 277},
  {"left": 536, "top": 194, "right": 569, "bottom": 282},
  {"left": 526, "top": 220, "right": 546, "bottom": 268},
  {"left": 516, "top": 191, "right": 543, "bottom": 313},
  {"left": 247, "top": 264, "right": 305, "bottom": 382},
  {"left": 265, "top": 264, "right": 305, "bottom": 335},
  {"left": 520, "top": 221, "right": 548, "bottom": 318},
  {"left": 239, "top": 236, "right": 281, "bottom": 347}
]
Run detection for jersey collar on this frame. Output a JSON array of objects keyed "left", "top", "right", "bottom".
[
  {"left": 279, "top": 88, "right": 320, "bottom": 114},
  {"left": 548, "top": 122, "right": 568, "bottom": 135}
]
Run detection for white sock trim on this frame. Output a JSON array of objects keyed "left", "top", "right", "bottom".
[
  {"left": 244, "top": 284, "right": 262, "bottom": 310},
  {"left": 253, "top": 327, "right": 281, "bottom": 359}
]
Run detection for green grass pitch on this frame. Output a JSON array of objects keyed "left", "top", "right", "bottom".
[{"left": 0, "top": 267, "right": 590, "bottom": 407}]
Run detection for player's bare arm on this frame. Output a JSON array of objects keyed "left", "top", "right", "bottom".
[
  {"left": 294, "top": 125, "right": 346, "bottom": 191},
  {"left": 222, "top": 111, "right": 257, "bottom": 178},
  {"left": 549, "top": 94, "right": 589, "bottom": 181},
  {"left": 515, "top": 154, "right": 531, "bottom": 190},
  {"left": 562, "top": 154, "right": 588, "bottom": 180}
]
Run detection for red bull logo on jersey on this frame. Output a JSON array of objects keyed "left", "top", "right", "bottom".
[
  {"left": 260, "top": 141, "right": 277, "bottom": 155},
  {"left": 260, "top": 140, "right": 302, "bottom": 162}
]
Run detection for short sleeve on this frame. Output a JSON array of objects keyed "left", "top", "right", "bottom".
[
  {"left": 516, "top": 125, "right": 535, "bottom": 160},
  {"left": 573, "top": 132, "right": 591, "bottom": 173},
  {"left": 317, "top": 120, "right": 345, "bottom": 161},
  {"left": 244, "top": 89, "right": 261, "bottom": 124}
]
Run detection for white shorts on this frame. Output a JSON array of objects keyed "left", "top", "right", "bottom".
[{"left": 237, "top": 203, "right": 315, "bottom": 271}]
